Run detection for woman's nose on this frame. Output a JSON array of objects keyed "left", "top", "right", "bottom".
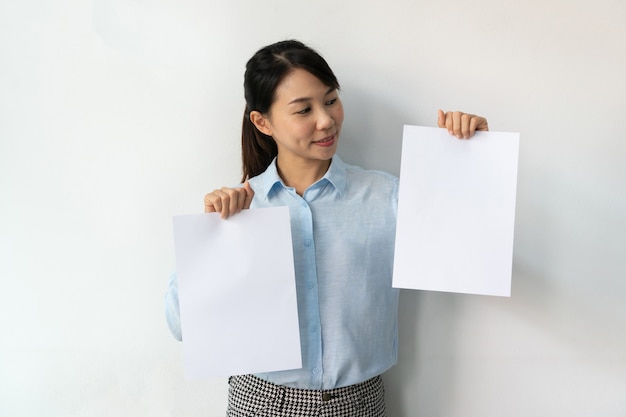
[{"left": 316, "top": 108, "right": 334, "bottom": 130}]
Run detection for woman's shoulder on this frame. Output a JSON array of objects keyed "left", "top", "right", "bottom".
[
  {"left": 339, "top": 157, "right": 398, "bottom": 185},
  {"left": 333, "top": 157, "right": 398, "bottom": 203}
]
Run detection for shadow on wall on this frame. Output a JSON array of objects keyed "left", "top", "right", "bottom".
[
  {"left": 383, "top": 290, "right": 461, "bottom": 417},
  {"left": 382, "top": 258, "right": 626, "bottom": 417},
  {"left": 338, "top": 85, "right": 464, "bottom": 416},
  {"left": 507, "top": 261, "right": 626, "bottom": 365},
  {"left": 336, "top": 76, "right": 626, "bottom": 416},
  {"left": 337, "top": 81, "right": 415, "bottom": 177}
]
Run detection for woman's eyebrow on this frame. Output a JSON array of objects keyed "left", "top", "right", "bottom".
[{"left": 287, "top": 87, "right": 336, "bottom": 105}]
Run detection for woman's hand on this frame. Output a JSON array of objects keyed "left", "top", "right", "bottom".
[
  {"left": 204, "top": 181, "right": 255, "bottom": 219},
  {"left": 438, "top": 110, "right": 489, "bottom": 139}
]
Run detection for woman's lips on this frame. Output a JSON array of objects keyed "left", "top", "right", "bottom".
[{"left": 313, "top": 135, "right": 336, "bottom": 147}]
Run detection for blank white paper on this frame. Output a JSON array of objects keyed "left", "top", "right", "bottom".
[
  {"left": 172, "top": 206, "right": 301, "bottom": 379},
  {"left": 392, "top": 125, "right": 520, "bottom": 296}
]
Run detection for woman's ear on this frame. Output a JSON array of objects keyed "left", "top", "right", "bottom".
[{"left": 250, "top": 111, "right": 272, "bottom": 136}]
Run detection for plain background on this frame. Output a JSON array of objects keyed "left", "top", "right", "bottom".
[{"left": 1, "top": 0, "right": 624, "bottom": 416}]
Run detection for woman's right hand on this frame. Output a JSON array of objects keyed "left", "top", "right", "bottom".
[{"left": 204, "top": 181, "right": 255, "bottom": 219}]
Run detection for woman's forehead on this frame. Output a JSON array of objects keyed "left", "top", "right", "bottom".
[{"left": 274, "top": 69, "right": 334, "bottom": 103}]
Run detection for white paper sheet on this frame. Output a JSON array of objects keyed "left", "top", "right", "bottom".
[
  {"left": 172, "top": 207, "right": 301, "bottom": 379},
  {"left": 392, "top": 125, "right": 520, "bottom": 296}
]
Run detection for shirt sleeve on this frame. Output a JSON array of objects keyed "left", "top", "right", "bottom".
[{"left": 164, "top": 272, "right": 182, "bottom": 341}]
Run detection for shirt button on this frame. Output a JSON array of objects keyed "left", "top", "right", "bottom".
[
  {"left": 304, "top": 239, "right": 312, "bottom": 247},
  {"left": 312, "top": 367, "right": 319, "bottom": 374}
]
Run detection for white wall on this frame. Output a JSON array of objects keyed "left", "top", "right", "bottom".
[{"left": 1, "top": 0, "right": 624, "bottom": 416}]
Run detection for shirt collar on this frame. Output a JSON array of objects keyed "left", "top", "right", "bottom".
[
  {"left": 322, "top": 155, "right": 347, "bottom": 196},
  {"left": 257, "top": 155, "right": 347, "bottom": 199}
]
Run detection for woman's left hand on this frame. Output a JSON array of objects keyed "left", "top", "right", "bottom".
[{"left": 437, "top": 110, "right": 489, "bottom": 139}]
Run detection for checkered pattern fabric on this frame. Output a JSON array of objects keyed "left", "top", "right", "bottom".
[{"left": 226, "top": 374, "right": 386, "bottom": 417}]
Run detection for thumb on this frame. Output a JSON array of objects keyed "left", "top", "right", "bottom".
[{"left": 243, "top": 181, "right": 255, "bottom": 209}]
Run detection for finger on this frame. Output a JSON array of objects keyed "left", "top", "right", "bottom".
[
  {"left": 461, "top": 113, "right": 472, "bottom": 139},
  {"left": 476, "top": 116, "right": 489, "bottom": 132},
  {"left": 220, "top": 187, "right": 249, "bottom": 218},
  {"left": 243, "top": 181, "right": 255, "bottom": 209},
  {"left": 215, "top": 189, "right": 232, "bottom": 218},
  {"left": 204, "top": 196, "right": 214, "bottom": 213},
  {"left": 469, "top": 116, "right": 478, "bottom": 138},
  {"left": 437, "top": 109, "right": 446, "bottom": 128},
  {"left": 235, "top": 187, "right": 248, "bottom": 213},
  {"left": 208, "top": 189, "right": 234, "bottom": 219},
  {"left": 466, "top": 115, "right": 489, "bottom": 138},
  {"left": 204, "top": 191, "right": 222, "bottom": 214},
  {"left": 444, "top": 111, "right": 453, "bottom": 135},
  {"left": 452, "top": 111, "right": 463, "bottom": 138},
  {"left": 224, "top": 187, "right": 242, "bottom": 216}
]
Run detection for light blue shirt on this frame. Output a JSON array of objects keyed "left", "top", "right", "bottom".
[{"left": 165, "top": 155, "right": 399, "bottom": 389}]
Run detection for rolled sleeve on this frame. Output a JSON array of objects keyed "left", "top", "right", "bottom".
[{"left": 164, "top": 273, "right": 182, "bottom": 341}]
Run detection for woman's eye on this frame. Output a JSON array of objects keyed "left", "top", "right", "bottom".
[
  {"left": 326, "top": 98, "right": 337, "bottom": 106},
  {"left": 296, "top": 107, "right": 311, "bottom": 115}
]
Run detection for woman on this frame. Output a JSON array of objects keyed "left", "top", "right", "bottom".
[{"left": 165, "top": 39, "right": 488, "bottom": 417}]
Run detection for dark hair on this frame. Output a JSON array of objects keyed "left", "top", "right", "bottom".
[{"left": 241, "top": 40, "right": 340, "bottom": 181}]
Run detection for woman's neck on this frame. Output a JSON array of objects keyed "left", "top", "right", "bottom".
[{"left": 276, "top": 156, "right": 332, "bottom": 196}]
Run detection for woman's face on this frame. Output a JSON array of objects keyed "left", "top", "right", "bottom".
[{"left": 253, "top": 68, "right": 344, "bottom": 168}]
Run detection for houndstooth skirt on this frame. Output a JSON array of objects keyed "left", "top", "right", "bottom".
[{"left": 226, "top": 374, "right": 387, "bottom": 417}]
